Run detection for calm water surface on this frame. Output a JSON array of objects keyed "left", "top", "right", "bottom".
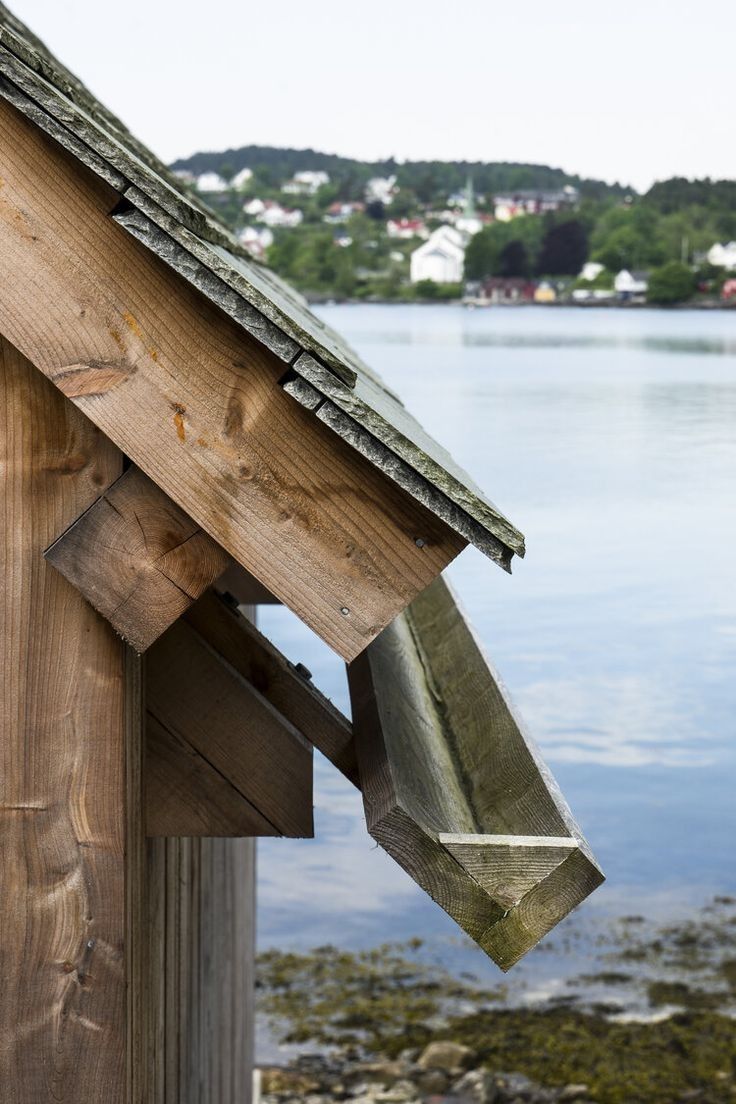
[{"left": 257, "top": 305, "right": 736, "bottom": 1002}]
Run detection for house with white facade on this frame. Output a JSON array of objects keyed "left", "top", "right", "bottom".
[
  {"left": 615, "top": 269, "right": 649, "bottom": 300},
  {"left": 196, "top": 171, "right": 229, "bottom": 193},
  {"left": 579, "top": 261, "right": 605, "bottom": 282},
  {"left": 237, "top": 225, "right": 274, "bottom": 259},
  {"left": 230, "top": 167, "right": 253, "bottom": 190},
  {"left": 410, "top": 225, "right": 466, "bottom": 284},
  {"left": 365, "top": 174, "right": 397, "bottom": 205},
  {"left": 257, "top": 201, "right": 303, "bottom": 228},
  {"left": 707, "top": 242, "right": 736, "bottom": 270},
  {"left": 282, "top": 170, "right": 330, "bottom": 196},
  {"left": 243, "top": 197, "right": 266, "bottom": 217}
]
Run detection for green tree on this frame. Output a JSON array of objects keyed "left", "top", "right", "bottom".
[
  {"left": 536, "top": 220, "right": 588, "bottom": 276},
  {"left": 647, "top": 261, "right": 695, "bottom": 305},
  {"left": 499, "top": 239, "right": 530, "bottom": 277}
]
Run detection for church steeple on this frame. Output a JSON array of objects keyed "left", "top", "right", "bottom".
[{"left": 464, "top": 176, "right": 477, "bottom": 220}]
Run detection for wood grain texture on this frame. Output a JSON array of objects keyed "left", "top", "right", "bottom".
[
  {"left": 145, "top": 714, "right": 278, "bottom": 837},
  {"left": 0, "top": 98, "right": 465, "bottom": 660},
  {"left": 185, "top": 589, "right": 358, "bottom": 786},
  {"left": 146, "top": 618, "right": 314, "bottom": 837},
  {"left": 0, "top": 336, "right": 138, "bottom": 1100},
  {"left": 46, "top": 465, "right": 230, "bottom": 652},
  {"left": 348, "top": 575, "right": 604, "bottom": 971},
  {"left": 146, "top": 837, "right": 255, "bottom": 1104}
]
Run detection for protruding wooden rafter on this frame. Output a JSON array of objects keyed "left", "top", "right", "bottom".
[
  {"left": 347, "top": 575, "right": 604, "bottom": 971},
  {"left": 45, "top": 465, "right": 230, "bottom": 652}
]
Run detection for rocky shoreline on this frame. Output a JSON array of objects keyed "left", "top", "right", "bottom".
[{"left": 258, "top": 1042, "right": 593, "bottom": 1104}]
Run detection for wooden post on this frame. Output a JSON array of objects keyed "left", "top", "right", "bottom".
[
  {"left": 0, "top": 335, "right": 140, "bottom": 1101},
  {"left": 0, "top": 336, "right": 257, "bottom": 1101}
]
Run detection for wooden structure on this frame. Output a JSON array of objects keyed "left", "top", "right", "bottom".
[{"left": 0, "top": 4, "right": 603, "bottom": 1101}]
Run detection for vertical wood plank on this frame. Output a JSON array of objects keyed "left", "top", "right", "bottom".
[
  {"left": 0, "top": 336, "right": 137, "bottom": 1101},
  {"left": 145, "top": 837, "right": 255, "bottom": 1104}
]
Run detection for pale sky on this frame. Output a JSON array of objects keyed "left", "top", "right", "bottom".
[{"left": 10, "top": 0, "right": 734, "bottom": 192}]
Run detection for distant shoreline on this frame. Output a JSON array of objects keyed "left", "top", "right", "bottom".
[{"left": 309, "top": 296, "right": 736, "bottom": 310}]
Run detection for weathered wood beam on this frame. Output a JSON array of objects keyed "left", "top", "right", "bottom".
[
  {"left": 348, "top": 575, "right": 604, "bottom": 971},
  {"left": 146, "top": 618, "right": 314, "bottom": 837},
  {"left": 185, "top": 590, "right": 358, "bottom": 786},
  {"left": 45, "top": 465, "right": 230, "bottom": 652},
  {"left": 0, "top": 336, "right": 144, "bottom": 1100},
  {"left": 0, "top": 99, "right": 465, "bottom": 660}
]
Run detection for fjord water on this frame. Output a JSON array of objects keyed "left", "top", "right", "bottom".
[{"left": 258, "top": 305, "right": 736, "bottom": 979}]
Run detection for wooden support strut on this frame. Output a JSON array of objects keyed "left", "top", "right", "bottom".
[
  {"left": 184, "top": 589, "right": 358, "bottom": 786},
  {"left": 347, "top": 575, "right": 604, "bottom": 971}
]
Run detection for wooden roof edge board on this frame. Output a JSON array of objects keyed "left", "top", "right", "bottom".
[
  {"left": 291, "top": 353, "right": 527, "bottom": 563},
  {"left": 0, "top": 71, "right": 125, "bottom": 191},
  {"left": 347, "top": 574, "right": 603, "bottom": 968},
  {"left": 281, "top": 378, "right": 513, "bottom": 567},
  {"left": 112, "top": 201, "right": 301, "bottom": 367},
  {"left": 118, "top": 185, "right": 371, "bottom": 389},
  {"left": 314, "top": 400, "right": 515, "bottom": 571}
]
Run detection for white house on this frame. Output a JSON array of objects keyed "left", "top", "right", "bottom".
[
  {"left": 236, "top": 225, "right": 273, "bottom": 260},
  {"left": 196, "top": 171, "right": 229, "bottom": 193},
  {"left": 579, "top": 261, "right": 605, "bottom": 282},
  {"left": 282, "top": 170, "right": 330, "bottom": 196},
  {"left": 257, "top": 201, "right": 303, "bottom": 228},
  {"left": 365, "top": 174, "right": 397, "bottom": 205},
  {"left": 230, "top": 167, "right": 253, "bottom": 190},
  {"left": 707, "top": 242, "right": 736, "bottom": 270},
  {"left": 410, "top": 226, "right": 466, "bottom": 284},
  {"left": 615, "top": 269, "right": 649, "bottom": 299},
  {"left": 243, "top": 197, "right": 266, "bottom": 217}
]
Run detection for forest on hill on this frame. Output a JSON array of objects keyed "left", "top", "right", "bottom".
[
  {"left": 171, "top": 145, "right": 736, "bottom": 303},
  {"left": 171, "top": 145, "right": 627, "bottom": 205}
]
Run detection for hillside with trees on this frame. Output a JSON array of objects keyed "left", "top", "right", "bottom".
[
  {"left": 172, "top": 146, "right": 626, "bottom": 206},
  {"left": 171, "top": 145, "right": 736, "bottom": 304}
]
